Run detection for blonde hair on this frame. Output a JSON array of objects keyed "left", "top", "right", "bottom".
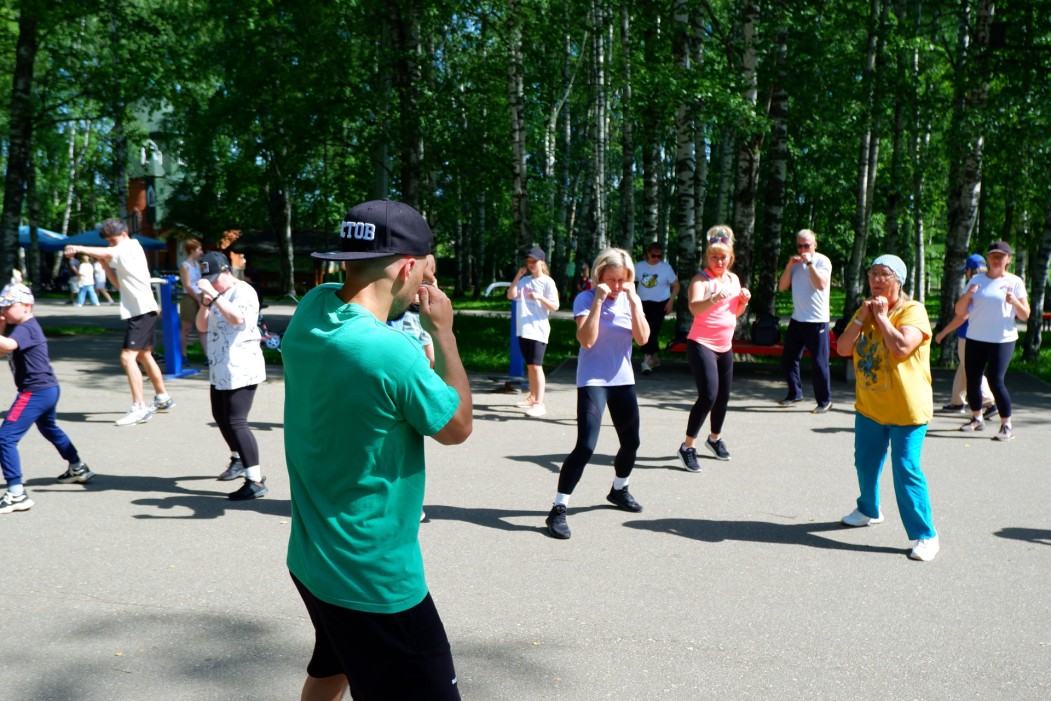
[
  {"left": 531, "top": 259, "right": 551, "bottom": 277},
  {"left": 704, "top": 225, "right": 736, "bottom": 270},
  {"left": 591, "top": 247, "right": 636, "bottom": 286}
]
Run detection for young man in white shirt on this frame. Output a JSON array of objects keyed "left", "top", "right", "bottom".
[{"left": 64, "top": 218, "right": 174, "bottom": 426}]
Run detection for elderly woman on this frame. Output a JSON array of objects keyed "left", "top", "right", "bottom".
[
  {"left": 677, "top": 226, "right": 751, "bottom": 471},
  {"left": 836, "top": 254, "right": 939, "bottom": 562},
  {"left": 545, "top": 247, "right": 649, "bottom": 540},
  {"left": 955, "top": 241, "right": 1029, "bottom": 441}
]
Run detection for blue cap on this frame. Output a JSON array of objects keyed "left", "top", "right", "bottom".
[
  {"left": 870, "top": 254, "right": 907, "bottom": 284},
  {"left": 964, "top": 254, "right": 985, "bottom": 270}
]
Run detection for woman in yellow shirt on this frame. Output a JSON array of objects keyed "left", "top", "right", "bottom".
[{"left": 835, "top": 254, "right": 939, "bottom": 562}]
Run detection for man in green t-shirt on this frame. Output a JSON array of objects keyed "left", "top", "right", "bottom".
[{"left": 283, "top": 200, "right": 472, "bottom": 701}]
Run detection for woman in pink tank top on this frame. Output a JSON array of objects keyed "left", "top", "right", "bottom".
[{"left": 676, "top": 226, "right": 751, "bottom": 470}]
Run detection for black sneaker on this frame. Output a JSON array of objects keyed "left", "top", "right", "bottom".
[
  {"left": 606, "top": 486, "right": 643, "bottom": 513},
  {"left": 941, "top": 403, "right": 966, "bottom": 413},
  {"left": 57, "top": 461, "right": 94, "bottom": 484},
  {"left": 705, "top": 437, "right": 731, "bottom": 461},
  {"left": 218, "top": 458, "right": 245, "bottom": 481},
  {"left": 228, "top": 477, "right": 268, "bottom": 501},
  {"left": 777, "top": 395, "right": 804, "bottom": 407},
  {"left": 983, "top": 404, "right": 999, "bottom": 420},
  {"left": 678, "top": 444, "right": 701, "bottom": 473},
  {"left": 546, "top": 504, "right": 571, "bottom": 539}
]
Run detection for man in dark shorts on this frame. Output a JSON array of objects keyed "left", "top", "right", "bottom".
[
  {"left": 64, "top": 218, "right": 174, "bottom": 426},
  {"left": 282, "top": 200, "right": 473, "bottom": 700}
]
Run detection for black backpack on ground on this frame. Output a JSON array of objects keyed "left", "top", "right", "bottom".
[{"left": 750, "top": 314, "right": 780, "bottom": 346}]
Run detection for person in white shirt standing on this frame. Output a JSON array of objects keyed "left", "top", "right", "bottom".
[
  {"left": 777, "top": 229, "right": 833, "bottom": 414},
  {"left": 507, "top": 247, "right": 560, "bottom": 418},
  {"left": 634, "top": 242, "right": 679, "bottom": 375},
  {"left": 64, "top": 218, "right": 174, "bottom": 426}
]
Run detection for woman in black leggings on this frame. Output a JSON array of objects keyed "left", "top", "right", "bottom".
[
  {"left": 196, "top": 251, "right": 269, "bottom": 499},
  {"left": 545, "top": 248, "right": 649, "bottom": 540}
]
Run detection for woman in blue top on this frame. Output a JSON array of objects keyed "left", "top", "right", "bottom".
[{"left": 545, "top": 248, "right": 650, "bottom": 540}]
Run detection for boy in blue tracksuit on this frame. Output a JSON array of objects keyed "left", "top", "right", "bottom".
[{"left": 0, "top": 283, "right": 93, "bottom": 514}]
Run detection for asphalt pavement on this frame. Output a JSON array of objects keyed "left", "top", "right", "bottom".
[{"left": 4, "top": 298, "right": 1050, "bottom": 700}]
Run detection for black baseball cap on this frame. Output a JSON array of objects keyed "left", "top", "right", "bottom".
[
  {"left": 312, "top": 199, "right": 434, "bottom": 261},
  {"left": 987, "top": 241, "right": 1012, "bottom": 256},
  {"left": 200, "top": 251, "right": 231, "bottom": 282},
  {"left": 526, "top": 246, "right": 546, "bottom": 262}
]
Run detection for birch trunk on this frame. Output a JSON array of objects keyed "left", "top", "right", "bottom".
[
  {"left": 618, "top": 2, "right": 635, "bottom": 251},
  {"left": 672, "top": 0, "right": 696, "bottom": 322},
  {"left": 508, "top": 0, "right": 530, "bottom": 250},
  {"left": 731, "top": 0, "right": 760, "bottom": 290},
  {"left": 1022, "top": 203, "right": 1051, "bottom": 361}
]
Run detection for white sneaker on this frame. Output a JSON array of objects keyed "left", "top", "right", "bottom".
[
  {"left": 909, "top": 535, "right": 940, "bottom": 561},
  {"left": 525, "top": 404, "right": 547, "bottom": 418},
  {"left": 149, "top": 394, "right": 175, "bottom": 413},
  {"left": 841, "top": 508, "right": 884, "bottom": 527},
  {"left": 116, "top": 405, "right": 152, "bottom": 426},
  {"left": 640, "top": 361, "right": 653, "bottom": 375}
]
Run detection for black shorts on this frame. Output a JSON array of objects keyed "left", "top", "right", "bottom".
[
  {"left": 518, "top": 337, "right": 548, "bottom": 366},
  {"left": 291, "top": 574, "right": 460, "bottom": 701},
  {"left": 123, "top": 312, "right": 158, "bottom": 351}
]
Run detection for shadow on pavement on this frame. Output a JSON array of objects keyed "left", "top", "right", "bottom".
[
  {"left": 624, "top": 517, "right": 905, "bottom": 555},
  {"left": 994, "top": 527, "right": 1051, "bottom": 546}
]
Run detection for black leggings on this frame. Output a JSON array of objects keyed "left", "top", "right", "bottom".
[
  {"left": 640, "top": 300, "right": 669, "bottom": 355},
  {"left": 210, "top": 385, "right": 259, "bottom": 466},
  {"left": 964, "top": 339, "right": 1014, "bottom": 417},
  {"left": 556, "top": 385, "right": 640, "bottom": 495},
  {"left": 685, "top": 340, "right": 733, "bottom": 438}
]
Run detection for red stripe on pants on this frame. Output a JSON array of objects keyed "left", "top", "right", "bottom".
[{"left": 7, "top": 392, "right": 32, "bottom": 422}]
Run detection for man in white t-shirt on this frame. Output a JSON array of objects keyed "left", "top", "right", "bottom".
[
  {"left": 634, "top": 242, "right": 679, "bottom": 374},
  {"left": 777, "top": 229, "right": 832, "bottom": 413},
  {"left": 64, "top": 218, "right": 174, "bottom": 426}
]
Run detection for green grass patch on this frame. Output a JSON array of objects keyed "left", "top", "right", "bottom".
[{"left": 43, "top": 325, "right": 108, "bottom": 337}]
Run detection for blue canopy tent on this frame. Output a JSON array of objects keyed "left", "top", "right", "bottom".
[
  {"left": 18, "top": 225, "right": 67, "bottom": 250},
  {"left": 53, "top": 229, "right": 168, "bottom": 252}
]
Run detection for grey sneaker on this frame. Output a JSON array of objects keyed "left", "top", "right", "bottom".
[
  {"left": 57, "top": 461, "right": 94, "bottom": 484},
  {"left": 0, "top": 491, "right": 34, "bottom": 514},
  {"left": 811, "top": 402, "right": 833, "bottom": 415},
  {"left": 546, "top": 504, "right": 571, "bottom": 539},
  {"left": 217, "top": 458, "right": 245, "bottom": 481},
  {"left": 705, "top": 437, "right": 731, "bottom": 461},
  {"left": 228, "top": 477, "right": 268, "bottom": 501},
  {"left": 959, "top": 416, "right": 985, "bottom": 432},
  {"left": 993, "top": 423, "right": 1014, "bottom": 442},
  {"left": 678, "top": 444, "right": 701, "bottom": 472},
  {"left": 149, "top": 394, "right": 175, "bottom": 413}
]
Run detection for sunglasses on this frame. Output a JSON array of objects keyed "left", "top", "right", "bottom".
[
  {"left": 797, "top": 243, "right": 813, "bottom": 250},
  {"left": 709, "top": 235, "right": 731, "bottom": 245}
]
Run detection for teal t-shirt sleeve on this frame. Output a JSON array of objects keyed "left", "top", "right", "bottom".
[{"left": 396, "top": 341, "right": 460, "bottom": 436}]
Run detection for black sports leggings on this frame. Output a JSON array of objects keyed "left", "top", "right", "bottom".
[
  {"left": 210, "top": 385, "right": 259, "bottom": 467},
  {"left": 964, "top": 339, "right": 1014, "bottom": 417},
  {"left": 685, "top": 340, "right": 733, "bottom": 438},
  {"left": 556, "top": 384, "right": 640, "bottom": 495}
]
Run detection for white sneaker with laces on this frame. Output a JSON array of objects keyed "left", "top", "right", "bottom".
[
  {"left": 116, "top": 404, "right": 152, "bottom": 426},
  {"left": 149, "top": 394, "right": 175, "bottom": 413},
  {"left": 525, "top": 404, "right": 547, "bottom": 418},
  {"left": 841, "top": 508, "right": 884, "bottom": 527},
  {"left": 909, "top": 535, "right": 940, "bottom": 561},
  {"left": 993, "top": 423, "right": 1014, "bottom": 442}
]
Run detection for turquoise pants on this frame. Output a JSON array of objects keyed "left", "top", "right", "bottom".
[{"left": 853, "top": 412, "right": 936, "bottom": 541}]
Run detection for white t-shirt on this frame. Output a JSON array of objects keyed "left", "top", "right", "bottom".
[
  {"left": 634, "top": 260, "right": 678, "bottom": 303},
  {"left": 77, "top": 262, "right": 94, "bottom": 287},
  {"left": 205, "top": 280, "right": 266, "bottom": 390},
  {"left": 789, "top": 252, "right": 832, "bottom": 323},
  {"left": 514, "top": 275, "right": 559, "bottom": 343},
  {"left": 108, "top": 237, "right": 158, "bottom": 319},
  {"left": 963, "top": 272, "right": 1027, "bottom": 344}
]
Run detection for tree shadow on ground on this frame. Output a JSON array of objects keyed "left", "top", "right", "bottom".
[
  {"left": 25, "top": 473, "right": 290, "bottom": 520},
  {"left": 993, "top": 527, "right": 1051, "bottom": 546},
  {"left": 624, "top": 517, "right": 905, "bottom": 555}
]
